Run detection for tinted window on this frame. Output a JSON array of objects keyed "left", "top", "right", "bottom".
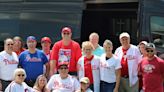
[{"left": 150, "top": 16, "right": 164, "bottom": 48}]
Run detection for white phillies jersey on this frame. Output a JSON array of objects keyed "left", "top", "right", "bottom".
[
  {"left": 115, "top": 44, "right": 142, "bottom": 86},
  {"left": 100, "top": 54, "right": 121, "bottom": 83},
  {"left": 0, "top": 51, "right": 18, "bottom": 80},
  {"left": 77, "top": 55, "right": 100, "bottom": 92},
  {"left": 5, "top": 81, "right": 34, "bottom": 92},
  {"left": 46, "top": 74, "right": 80, "bottom": 92}
]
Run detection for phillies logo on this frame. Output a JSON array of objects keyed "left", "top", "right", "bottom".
[{"left": 143, "top": 64, "right": 155, "bottom": 73}]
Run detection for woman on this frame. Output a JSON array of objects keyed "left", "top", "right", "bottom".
[
  {"left": 13, "top": 36, "right": 25, "bottom": 55},
  {"left": 138, "top": 41, "right": 148, "bottom": 57},
  {"left": 5, "top": 68, "right": 33, "bottom": 92},
  {"left": 138, "top": 41, "right": 148, "bottom": 92},
  {"left": 77, "top": 41, "right": 100, "bottom": 92},
  {"left": 100, "top": 39, "right": 121, "bottom": 92},
  {"left": 33, "top": 75, "right": 49, "bottom": 92}
]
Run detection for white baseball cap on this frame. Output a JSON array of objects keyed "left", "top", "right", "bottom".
[
  {"left": 80, "top": 77, "right": 90, "bottom": 84},
  {"left": 139, "top": 41, "right": 148, "bottom": 45},
  {"left": 119, "top": 32, "right": 130, "bottom": 39}
]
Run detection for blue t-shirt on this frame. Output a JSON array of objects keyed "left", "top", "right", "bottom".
[
  {"left": 93, "top": 45, "right": 105, "bottom": 57},
  {"left": 19, "top": 49, "right": 48, "bottom": 80}
]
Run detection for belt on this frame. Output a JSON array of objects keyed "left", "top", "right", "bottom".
[{"left": 121, "top": 75, "right": 129, "bottom": 78}]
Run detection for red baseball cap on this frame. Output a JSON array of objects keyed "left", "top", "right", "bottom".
[
  {"left": 58, "top": 62, "right": 69, "bottom": 67},
  {"left": 61, "top": 27, "right": 72, "bottom": 33},
  {"left": 41, "top": 37, "right": 51, "bottom": 43}
]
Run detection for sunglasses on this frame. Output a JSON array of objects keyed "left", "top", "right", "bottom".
[
  {"left": 7, "top": 44, "right": 13, "bottom": 46},
  {"left": 63, "top": 33, "right": 70, "bottom": 35},
  {"left": 17, "top": 74, "right": 25, "bottom": 77},
  {"left": 85, "top": 49, "right": 92, "bottom": 51},
  {"left": 59, "top": 67, "right": 68, "bottom": 70},
  {"left": 146, "top": 50, "right": 154, "bottom": 53}
]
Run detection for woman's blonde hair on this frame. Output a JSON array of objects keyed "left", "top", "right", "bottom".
[
  {"left": 103, "top": 39, "right": 113, "bottom": 47},
  {"left": 82, "top": 41, "right": 94, "bottom": 52},
  {"left": 33, "top": 74, "right": 47, "bottom": 91}
]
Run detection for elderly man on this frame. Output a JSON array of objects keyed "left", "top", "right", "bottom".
[
  {"left": 47, "top": 62, "right": 80, "bottom": 92},
  {"left": 115, "top": 32, "right": 141, "bottom": 92},
  {"left": 0, "top": 38, "right": 19, "bottom": 91},
  {"left": 50, "top": 27, "right": 82, "bottom": 77},
  {"left": 89, "top": 32, "right": 104, "bottom": 56},
  {"left": 18, "top": 36, "right": 49, "bottom": 87},
  {"left": 139, "top": 43, "right": 164, "bottom": 92}
]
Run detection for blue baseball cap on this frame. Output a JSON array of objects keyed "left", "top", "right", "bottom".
[{"left": 27, "top": 36, "right": 36, "bottom": 42}]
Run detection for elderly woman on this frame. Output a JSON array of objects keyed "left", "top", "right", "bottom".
[
  {"left": 13, "top": 36, "right": 25, "bottom": 55},
  {"left": 5, "top": 68, "right": 33, "bottom": 92},
  {"left": 100, "top": 39, "right": 121, "bottom": 92},
  {"left": 33, "top": 75, "right": 49, "bottom": 92},
  {"left": 77, "top": 41, "right": 100, "bottom": 92}
]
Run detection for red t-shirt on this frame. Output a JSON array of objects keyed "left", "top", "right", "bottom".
[
  {"left": 121, "top": 48, "right": 129, "bottom": 76},
  {"left": 50, "top": 40, "right": 82, "bottom": 72},
  {"left": 84, "top": 55, "right": 94, "bottom": 85},
  {"left": 15, "top": 48, "right": 26, "bottom": 55},
  {"left": 140, "top": 56, "right": 164, "bottom": 92}
]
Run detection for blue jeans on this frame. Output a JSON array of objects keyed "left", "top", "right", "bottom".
[{"left": 100, "top": 81, "right": 116, "bottom": 92}]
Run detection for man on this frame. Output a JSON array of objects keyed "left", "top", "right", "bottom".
[
  {"left": 0, "top": 38, "right": 19, "bottom": 91},
  {"left": 46, "top": 62, "right": 80, "bottom": 92},
  {"left": 50, "top": 27, "right": 82, "bottom": 76},
  {"left": 18, "top": 36, "right": 49, "bottom": 87},
  {"left": 41, "top": 37, "right": 52, "bottom": 58},
  {"left": 139, "top": 43, "right": 164, "bottom": 92},
  {"left": 89, "top": 32, "right": 104, "bottom": 56},
  {"left": 41, "top": 37, "right": 51, "bottom": 74},
  {"left": 115, "top": 32, "right": 141, "bottom": 92}
]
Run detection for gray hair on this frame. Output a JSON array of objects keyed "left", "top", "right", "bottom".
[
  {"left": 89, "top": 32, "right": 99, "bottom": 40},
  {"left": 13, "top": 68, "right": 26, "bottom": 79}
]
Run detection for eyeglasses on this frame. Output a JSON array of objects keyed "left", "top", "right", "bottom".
[
  {"left": 146, "top": 50, "right": 154, "bottom": 53},
  {"left": 17, "top": 74, "right": 25, "bottom": 77},
  {"left": 59, "top": 67, "right": 68, "bottom": 70},
  {"left": 85, "top": 49, "right": 92, "bottom": 51},
  {"left": 7, "top": 44, "right": 13, "bottom": 46},
  {"left": 63, "top": 33, "right": 70, "bottom": 35}
]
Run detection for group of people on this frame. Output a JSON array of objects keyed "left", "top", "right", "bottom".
[{"left": 0, "top": 26, "right": 163, "bottom": 92}]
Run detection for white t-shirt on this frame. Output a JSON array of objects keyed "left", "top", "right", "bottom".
[
  {"left": 46, "top": 74, "right": 80, "bottom": 92},
  {"left": 5, "top": 81, "right": 34, "bottom": 92},
  {"left": 100, "top": 54, "right": 121, "bottom": 83},
  {"left": 0, "top": 51, "right": 18, "bottom": 80}
]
